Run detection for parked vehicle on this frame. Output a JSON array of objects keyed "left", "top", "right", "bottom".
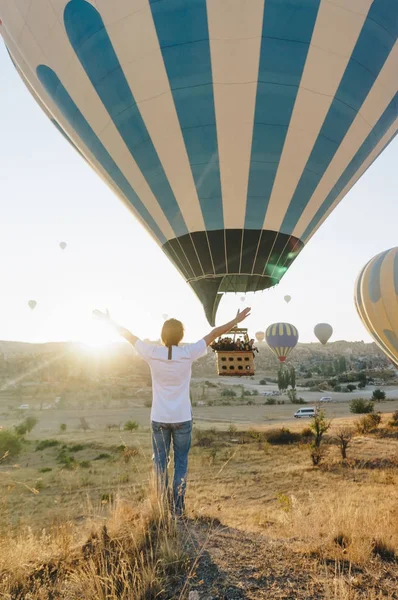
[
  {"left": 319, "top": 396, "right": 332, "bottom": 402},
  {"left": 294, "top": 407, "right": 317, "bottom": 418}
]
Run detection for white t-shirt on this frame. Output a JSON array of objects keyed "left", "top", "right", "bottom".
[{"left": 135, "top": 339, "right": 207, "bottom": 423}]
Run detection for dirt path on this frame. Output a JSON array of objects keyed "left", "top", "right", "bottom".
[{"left": 172, "top": 519, "right": 398, "bottom": 600}]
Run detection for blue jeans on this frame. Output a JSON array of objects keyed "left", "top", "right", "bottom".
[{"left": 151, "top": 420, "right": 192, "bottom": 515}]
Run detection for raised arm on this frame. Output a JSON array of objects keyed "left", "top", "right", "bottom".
[
  {"left": 93, "top": 309, "right": 139, "bottom": 346},
  {"left": 203, "top": 307, "right": 251, "bottom": 347}
]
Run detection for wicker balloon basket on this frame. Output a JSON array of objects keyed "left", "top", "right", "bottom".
[{"left": 212, "top": 327, "right": 256, "bottom": 376}]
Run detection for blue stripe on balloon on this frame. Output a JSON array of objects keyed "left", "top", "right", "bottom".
[
  {"left": 37, "top": 65, "right": 166, "bottom": 244},
  {"left": 368, "top": 249, "right": 390, "bottom": 304},
  {"left": 63, "top": 0, "right": 187, "bottom": 238},
  {"left": 302, "top": 96, "right": 398, "bottom": 242},
  {"left": 244, "top": 0, "right": 320, "bottom": 229},
  {"left": 281, "top": 0, "right": 397, "bottom": 234},
  {"left": 150, "top": 0, "right": 224, "bottom": 231}
]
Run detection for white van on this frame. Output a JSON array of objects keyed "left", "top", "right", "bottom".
[
  {"left": 294, "top": 407, "right": 317, "bottom": 418},
  {"left": 319, "top": 396, "right": 332, "bottom": 402}
]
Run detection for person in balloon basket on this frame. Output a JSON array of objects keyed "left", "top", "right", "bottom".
[{"left": 93, "top": 307, "right": 251, "bottom": 517}]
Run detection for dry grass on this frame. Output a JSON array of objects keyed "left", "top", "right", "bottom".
[{"left": 0, "top": 491, "right": 188, "bottom": 599}]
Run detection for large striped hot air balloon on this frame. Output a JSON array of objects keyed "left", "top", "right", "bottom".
[
  {"left": 266, "top": 322, "right": 299, "bottom": 363},
  {"left": 355, "top": 248, "right": 398, "bottom": 369},
  {"left": 1, "top": 1, "right": 397, "bottom": 325}
]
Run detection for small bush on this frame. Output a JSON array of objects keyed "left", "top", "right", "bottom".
[
  {"left": 334, "top": 533, "right": 351, "bottom": 549},
  {"left": 221, "top": 389, "right": 236, "bottom": 397},
  {"left": 301, "top": 427, "right": 314, "bottom": 441},
  {"left": 0, "top": 430, "right": 22, "bottom": 459},
  {"left": 264, "top": 398, "right": 276, "bottom": 405},
  {"left": 389, "top": 410, "right": 398, "bottom": 427},
  {"left": 94, "top": 453, "right": 111, "bottom": 461},
  {"left": 333, "top": 385, "right": 342, "bottom": 392},
  {"left": 251, "top": 389, "right": 259, "bottom": 396},
  {"left": 144, "top": 400, "right": 152, "bottom": 408},
  {"left": 347, "top": 384, "right": 357, "bottom": 392},
  {"left": 372, "top": 389, "right": 386, "bottom": 401},
  {"left": 246, "top": 399, "right": 255, "bottom": 405},
  {"left": 79, "top": 460, "right": 91, "bottom": 469},
  {"left": 36, "top": 439, "right": 60, "bottom": 451},
  {"left": 59, "top": 424, "right": 67, "bottom": 432},
  {"left": 194, "top": 429, "right": 216, "bottom": 448},
  {"left": 350, "top": 398, "right": 374, "bottom": 414},
  {"left": 39, "top": 467, "right": 52, "bottom": 473},
  {"left": 70, "top": 444, "right": 85, "bottom": 452},
  {"left": 228, "top": 424, "right": 237, "bottom": 435},
  {"left": 124, "top": 420, "right": 139, "bottom": 432},
  {"left": 356, "top": 413, "right": 382, "bottom": 434},
  {"left": 265, "top": 428, "right": 301, "bottom": 445},
  {"left": 259, "top": 378, "right": 267, "bottom": 385}
]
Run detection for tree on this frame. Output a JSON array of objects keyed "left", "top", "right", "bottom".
[
  {"left": 60, "top": 423, "right": 67, "bottom": 432},
  {"left": 335, "top": 427, "right": 354, "bottom": 459},
  {"left": 347, "top": 384, "right": 357, "bottom": 392},
  {"left": 0, "top": 430, "right": 22, "bottom": 460},
  {"left": 309, "top": 411, "right": 331, "bottom": 466},
  {"left": 358, "top": 381, "right": 366, "bottom": 389},
  {"left": 124, "top": 420, "right": 139, "bottom": 432},
  {"left": 350, "top": 398, "right": 374, "bottom": 414},
  {"left": 339, "top": 356, "right": 347, "bottom": 374},
  {"left": 372, "top": 389, "right": 386, "bottom": 401},
  {"left": 289, "top": 366, "right": 296, "bottom": 390}
]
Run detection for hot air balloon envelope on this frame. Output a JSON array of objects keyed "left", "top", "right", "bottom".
[
  {"left": 2, "top": 1, "right": 397, "bottom": 325},
  {"left": 28, "top": 300, "right": 37, "bottom": 310},
  {"left": 266, "top": 322, "right": 299, "bottom": 363},
  {"left": 314, "top": 323, "right": 333, "bottom": 345},
  {"left": 59, "top": 242, "right": 67, "bottom": 250},
  {"left": 162, "top": 314, "right": 169, "bottom": 321},
  {"left": 255, "top": 331, "right": 265, "bottom": 343},
  {"left": 284, "top": 295, "right": 292, "bottom": 304},
  {"left": 355, "top": 248, "right": 398, "bottom": 369}
]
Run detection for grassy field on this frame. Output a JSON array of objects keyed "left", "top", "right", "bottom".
[{"left": 1, "top": 401, "right": 398, "bottom": 598}]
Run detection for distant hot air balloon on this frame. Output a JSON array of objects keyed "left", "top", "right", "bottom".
[
  {"left": 255, "top": 331, "right": 265, "bottom": 343},
  {"left": 266, "top": 322, "right": 299, "bottom": 363},
  {"left": 284, "top": 295, "right": 292, "bottom": 304},
  {"left": 2, "top": 1, "right": 397, "bottom": 325},
  {"left": 28, "top": 300, "right": 37, "bottom": 310},
  {"left": 162, "top": 313, "right": 169, "bottom": 321},
  {"left": 355, "top": 248, "right": 398, "bottom": 369},
  {"left": 314, "top": 323, "right": 333, "bottom": 345},
  {"left": 59, "top": 241, "right": 67, "bottom": 250},
  {"left": 240, "top": 296, "right": 245, "bottom": 303}
]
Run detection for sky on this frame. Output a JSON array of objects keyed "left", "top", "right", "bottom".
[{"left": 0, "top": 43, "right": 397, "bottom": 346}]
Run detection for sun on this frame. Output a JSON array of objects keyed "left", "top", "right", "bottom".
[{"left": 75, "top": 319, "right": 120, "bottom": 350}]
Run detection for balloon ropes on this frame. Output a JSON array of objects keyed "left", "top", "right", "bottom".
[
  {"left": 314, "top": 323, "right": 333, "bottom": 345},
  {"left": 2, "top": 1, "right": 397, "bottom": 325},
  {"left": 266, "top": 322, "right": 299, "bottom": 363},
  {"left": 355, "top": 248, "right": 398, "bottom": 369}
]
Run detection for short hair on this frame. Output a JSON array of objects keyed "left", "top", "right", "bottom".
[{"left": 161, "top": 318, "right": 184, "bottom": 347}]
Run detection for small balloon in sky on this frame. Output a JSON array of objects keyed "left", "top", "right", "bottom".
[
  {"left": 59, "top": 241, "right": 67, "bottom": 250},
  {"left": 28, "top": 300, "right": 37, "bottom": 310},
  {"left": 284, "top": 295, "right": 292, "bottom": 304},
  {"left": 314, "top": 323, "right": 333, "bottom": 345},
  {"left": 162, "top": 313, "right": 168, "bottom": 320},
  {"left": 240, "top": 296, "right": 245, "bottom": 303},
  {"left": 255, "top": 331, "right": 265, "bottom": 343}
]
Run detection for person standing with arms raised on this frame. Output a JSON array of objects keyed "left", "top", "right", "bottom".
[{"left": 93, "top": 307, "right": 251, "bottom": 517}]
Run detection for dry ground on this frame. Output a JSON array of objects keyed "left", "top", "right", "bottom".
[{"left": 1, "top": 414, "right": 398, "bottom": 598}]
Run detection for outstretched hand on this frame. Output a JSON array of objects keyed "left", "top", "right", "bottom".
[
  {"left": 93, "top": 308, "right": 111, "bottom": 322},
  {"left": 236, "top": 307, "right": 251, "bottom": 323}
]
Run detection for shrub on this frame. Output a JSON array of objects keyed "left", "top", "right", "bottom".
[
  {"left": 39, "top": 467, "right": 52, "bottom": 473},
  {"left": 70, "top": 444, "right": 85, "bottom": 452},
  {"left": 265, "top": 428, "right": 301, "bottom": 445},
  {"left": 36, "top": 439, "right": 60, "bottom": 451},
  {"left": 301, "top": 427, "right": 314, "bottom": 441},
  {"left": 144, "top": 400, "right": 152, "bottom": 408},
  {"left": 60, "top": 424, "right": 67, "bottom": 432},
  {"left": 79, "top": 460, "right": 91, "bottom": 469},
  {"left": 264, "top": 398, "right": 276, "bottom": 405},
  {"left": 335, "top": 427, "right": 354, "bottom": 459},
  {"left": 333, "top": 385, "right": 342, "bottom": 392},
  {"left": 124, "top": 420, "right": 139, "bottom": 432},
  {"left": 251, "top": 389, "right": 259, "bottom": 396},
  {"left": 0, "top": 430, "right": 22, "bottom": 459},
  {"left": 350, "top": 398, "right": 374, "bottom": 414},
  {"left": 356, "top": 413, "right": 382, "bottom": 434},
  {"left": 372, "top": 389, "right": 386, "bottom": 401},
  {"left": 259, "top": 378, "right": 267, "bottom": 385},
  {"left": 246, "top": 399, "right": 255, "bottom": 405},
  {"left": 287, "top": 389, "right": 305, "bottom": 404},
  {"left": 347, "top": 384, "right": 357, "bottom": 392},
  {"left": 372, "top": 539, "right": 396, "bottom": 562},
  {"left": 79, "top": 417, "right": 90, "bottom": 431},
  {"left": 358, "top": 381, "right": 366, "bottom": 389},
  {"left": 94, "top": 453, "right": 111, "bottom": 461},
  {"left": 228, "top": 424, "right": 237, "bottom": 435},
  {"left": 389, "top": 410, "right": 398, "bottom": 427},
  {"left": 221, "top": 389, "right": 236, "bottom": 397},
  {"left": 194, "top": 429, "right": 216, "bottom": 447}
]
